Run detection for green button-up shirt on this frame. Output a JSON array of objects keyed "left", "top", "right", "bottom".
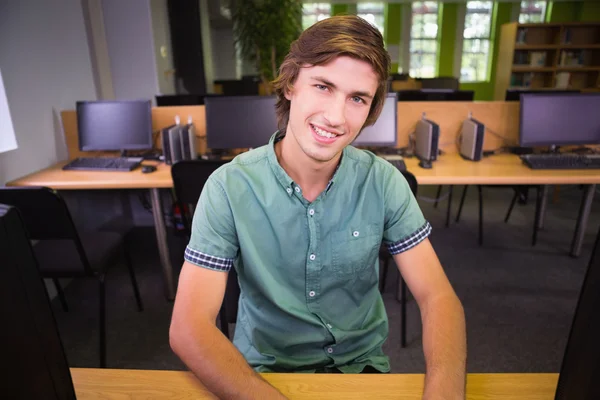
[{"left": 185, "top": 132, "right": 431, "bottom": 373}]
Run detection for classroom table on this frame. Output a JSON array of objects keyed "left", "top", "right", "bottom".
[
  {"left": 70, "top": 368, "right": 560, "bottom": 399},
  {"left": 7, "top": 153, "right": 599, "bottom": 299}
]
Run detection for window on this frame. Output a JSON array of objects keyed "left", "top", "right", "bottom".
[
  {"left": 357, "top": 3, "right": 385, "bottom": 37},
  {"left": 460, "top": 1, "right": 493, "bottom": 83},
  {"left": 0, "top": 69, "right": 17, "bottom": 154},
  {"left": 519, "top": 1, "right": 547, "bottom": 23},
  {"left": 302, "top": 3, "right": 331, "bottom": 31},
  {"left": 410, "top": 1, "right": 439, "bottom": 78}
]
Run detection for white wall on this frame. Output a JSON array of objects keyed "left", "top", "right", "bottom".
[
  {"left": 211, "top": 27, "right": 239, "bottom": 80},
  {"left": 0, "top": 0, "right": 97, "bottom": 185}
]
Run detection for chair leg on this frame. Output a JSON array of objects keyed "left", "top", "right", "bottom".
[
  {"left": 434, "top": 185, "right": 442, "bottom": 208},
  {"left": 505, "top": 188, "right": 519, "bottom": 223},
  {"left": 456, "top": 185, "right": 469, "bottom": 223},
  {"left": 53, "top": 278, "right": 69, "bottom": 312},
  {"left": 445, "top": 185, "right": 454, "bottom": 227},
  {"left": 532, "top": 186, "right": 543, "bottom": 247},
  {"left": 219, "top": 305, "right": 230, "bottom": 339},
  {"left": 401, "top": 278, "right": 407, "bottom": 348},
  {"left": 478, "top": 185, "right": 484, "bottom": 247},
  {"left": 123, "top": 245, "right": 143, "bottom": 312},
  {"left": 99, "top": 276, "right": 106, "bottom": 368}
]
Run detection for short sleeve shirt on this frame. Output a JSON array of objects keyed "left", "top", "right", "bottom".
[{"left": 185, "top": 131, "right": 431, "bottom": 373}]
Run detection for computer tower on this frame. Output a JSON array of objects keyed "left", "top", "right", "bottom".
[
  {"left": 415, "top": 118, "right": 440, "bottom": 163},
  {"left": 179, "top": 124, "right": 197, "bottom": 161},
  {"left": 459, "top": 118, "right": 485, "bottom": 161},
  {"left": 161, "top": 125, "right": 175, "bottom": 165}
]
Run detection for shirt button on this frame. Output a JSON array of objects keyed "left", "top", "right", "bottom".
[
  {"left": 309, "top": 254, "right": 316, "bottom": 261},
  {"left": 309, "top": 209, "right": 315, "bottom": 216},
  {"left": 327, "top": 347, "right": 333, "bottom": 354},
  {"left": 326, "top": 323, "right": 333, "bottom": 329},
  {"left": 295, "top": 187, "right": 301, "bottom": 193},
  {"left": 353, "top": 231, "right": 360, "bottom": 237},
  {"left": 309, "top": 291, "right": 316, "bottom": 297},
  {"left": 286, "top": 188, "right": 292, "bottom": 194}
]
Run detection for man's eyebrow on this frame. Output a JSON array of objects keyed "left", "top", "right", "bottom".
[{"left": 310, "top": 76, "right": 374, "bottom": 99}]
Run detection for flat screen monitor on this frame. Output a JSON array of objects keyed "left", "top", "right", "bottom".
[
  {"left": 0, "top": 204, "right": 76, "bottom": 399},
  {"left": 205, "top": 95, "right": 278, "bottom": 149},
  {"left": 505, "top": 89, "right": 580, "bottom": 101},
  {"left": 519, "top": 93, "right": 600, "bottom": 147},
  {"left": 156, "top": 94, "right": 205, "bottom": 106},
  {"left": 554, "top": 226, "right": 600, "bottom": 400},
  {"left": 397, "top": 89, "right": 474, "bottom": 102},
  {"left": 353, "top": 93, "right": 398, "bottom": 147},
  {"left": 76, "top": 100, "right": 153, "bottom": 151}
]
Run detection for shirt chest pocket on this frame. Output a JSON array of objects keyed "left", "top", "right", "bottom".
[{"left": 330, "top": 224, "right": 382, "bottom": 278}]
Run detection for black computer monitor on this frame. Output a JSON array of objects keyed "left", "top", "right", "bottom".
[
  {"left": 0, "top": 204, "right": 76, "bottom": 399},
  {"left": 505, "top": 89, "right": 580, "bottom": 101},
  {"left": 555, "top": 226, "right": 600, "bottom": 400},
  {"left": 519, "top": 93, "right": 600, "bottom": 147},
  {"left": 76, "top": 100, "right": 153, "bottom": 151},
  {"left": 156, "top": 94, "right": 205, "bottom": 106},
  {"left": 353, "top": 93, "right": 398, "bottom": 147},
  {"left": 205, "top": 95, "right": 278, "bottom": 149},
  {"left": 397, "top": 89, "right": 474, "bottom": 101}
]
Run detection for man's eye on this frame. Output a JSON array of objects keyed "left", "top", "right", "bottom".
[
  {"left": 352, "top": 96, "right": 365, "bottom": 104},
  {"left": 315, "top": 84, "right": 327, "bottom": 91}
]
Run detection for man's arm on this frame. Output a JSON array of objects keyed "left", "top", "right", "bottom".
[
  {"left": 170, "top": 261, "right": 287, "bottom": 400},
  {"left": 393, "top": 238, "right": 467, "bottom": 400}
]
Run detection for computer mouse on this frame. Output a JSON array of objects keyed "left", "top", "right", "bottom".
[
  {"left": 142, "top": 165, "right": 157, "bottom": 174},
  {"left": 418, "top": 160, "right": 433, "bottom": 169}
]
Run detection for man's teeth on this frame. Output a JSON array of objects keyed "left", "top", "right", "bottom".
[{"left": 313, "top": 125, "right": 337, "bottom": 139}]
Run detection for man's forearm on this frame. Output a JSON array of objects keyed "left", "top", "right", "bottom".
[
  {"left": 171, "top": 321, "right": 287, "bottom": 400},
  {"left": 420, "top": 293, "right": 467, "bottom": 400}
]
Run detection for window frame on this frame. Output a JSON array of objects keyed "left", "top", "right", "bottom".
[
  {"left": 460, "top": 1, "right": 494, "bottom": 83},
  {"left": 519, "top": 0, "right": 547, "bottom": 24},
  {"left": 301, "top": 3, "right": 331, "bottom": 31},
  {"left": 409, "top": 1, "right": 440, "bottom": 79}
]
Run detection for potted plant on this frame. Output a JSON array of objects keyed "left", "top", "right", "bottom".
[{"left": 232, "top": 0, "right": 303, "bottom": 94}]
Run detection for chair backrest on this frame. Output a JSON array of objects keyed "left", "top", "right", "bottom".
[
  {"left": 401, "top": 170, "right": 418, "bottom": 196},
  {"left": 0, "top": 187, "right": 80, "bottom": 240},
  {"left": 0, "top": 187, "right": 93, "bottom": 274},
  {"left": 0, "top": 204, "right": 76, "bottom": 399},
  {"left": 171, "top": 159, "right": 229, "bottom": 235}
]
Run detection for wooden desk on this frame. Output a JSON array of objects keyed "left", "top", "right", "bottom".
[
  {"left": 6, "top": 154, "right": 599, "bottom": 298},
  {"left": 70, "top": 368, "right": 559, "bottom": 399}
]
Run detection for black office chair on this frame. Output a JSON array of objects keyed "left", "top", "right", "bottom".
[
  {"left": 454, "top": 184, "right": 543, "bottom": 246},
  {"left": 379, "top": 170, "right": 418, "bottom": 348},
  {"left": 171, "top": 160, "right": 240, "bottom": 339},
  {"left": 0, "top": 187, "right": 143, "bottom": 368}
]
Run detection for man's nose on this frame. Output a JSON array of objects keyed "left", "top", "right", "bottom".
[{"left": 323, "top": 97, "right": 346, "bottom": 128}]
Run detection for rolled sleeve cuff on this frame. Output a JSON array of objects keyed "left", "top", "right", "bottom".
[
  {"left": 387, "top": 221, "right": 432, "bottom": 255},
  {"left": 184, "top": 246, "right": 234, "bottom": 272}
]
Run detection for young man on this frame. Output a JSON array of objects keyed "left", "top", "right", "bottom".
[{"left": 170, "top": 15, "right": 466, "bottom": 400}]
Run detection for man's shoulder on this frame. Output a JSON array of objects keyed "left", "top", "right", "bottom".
[
  {"left": 344, "top": 146, "right": 396, "bottom": 174},
  {"left": 209, "top": 145, "right": 270, "bottom": 185}
]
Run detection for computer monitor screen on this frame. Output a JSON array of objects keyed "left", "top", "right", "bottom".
[
  {"left": 205, "top": 95, "right": 278, "bottom": 149},
  {"left": 0, "top": 204, "right": 76, "bottom": 400},
  {"left": 554, "top": 226, "right": 600, "bottom": 400},
  {"left": 505, "top": 89, "right": 580, "bottom": 101},
  {"left": 353, "top": 93, "right": 398, "bottom": 147},
  {"left": 519, "top": 93, "right": 600, "bottom": 147},
  {"left": 76, "top": 100, "right": 153, "bottom": 151},
  {"left": 156, "top": 94, "right": 205, "bottom": 106},
  {"left": 397, "top": 89, "right": 474, "bottom": 102}
]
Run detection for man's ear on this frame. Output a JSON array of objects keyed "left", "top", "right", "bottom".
[{"left": 284, "top": 85, "right": 293, "bottom": 101}]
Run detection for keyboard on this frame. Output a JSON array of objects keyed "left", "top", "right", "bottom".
[
  {"left": 382, "top": 155, "right": 407, "bottom": 171},
  {"left": 62, "top": 157, "right": 143, "bottom": 172},
  {"left": 520, "top": 154, "right": 600, "bottom": 170}
]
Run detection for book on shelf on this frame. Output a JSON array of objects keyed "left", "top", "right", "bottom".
[
  {"left": 516, "top": 28, "right": 527, "bottom": 44},
  {"left": 555, "top": 72, "right": 571, "bottom": 89},
  {"left": 530, "top": 51, "right": 547, "bottom": 67}
]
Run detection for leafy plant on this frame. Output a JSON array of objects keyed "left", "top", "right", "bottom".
[{"left": 232, "top": 0, "right": 303, "bottom": 92}]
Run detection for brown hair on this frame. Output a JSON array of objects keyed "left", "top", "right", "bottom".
[{"left": 272, "top": 15, "right": 391, "bottom": 131}]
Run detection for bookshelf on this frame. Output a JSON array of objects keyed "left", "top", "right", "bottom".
[{"left": 494, "top": 22, "right": 600, "bottom": 100}]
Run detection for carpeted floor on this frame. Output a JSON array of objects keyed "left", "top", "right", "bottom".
[{"left": 51, "top": 184, "right": 599, "bottom": 373}]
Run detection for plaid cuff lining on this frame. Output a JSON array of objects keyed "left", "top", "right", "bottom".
[
  {"left": 184, "top": 246, "right": 233, "bottom": 272},
  {"left": 387, "top": 221, "right": 432, "bottom": 255}
]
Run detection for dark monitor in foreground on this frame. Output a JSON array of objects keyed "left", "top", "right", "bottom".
[
  {"left": 156, "top": 94, "right": 205, "bottom": 106},
  {"left": 76, "top": 100, "right": 153, "bottom": 151},
  {"left": 397, "top": 89, "right": 474, "bottom": 102},
  {"left": 505, "top": 89, "right": 580, "bottom": 101},
  {"left": 0, "top": 204, "right": 76, "bottom": 399},
  {"left": 205, "top": 96, "right": 278, "bottom": 149},
  {"left": 353, "top": 93, "right": 398, "bottom": 147},
  {"left": 555, "top": 226, "right": 600, "bottom": 400},
  {"left": 519, "top": 93, "right": 600, "bottom": 147}
]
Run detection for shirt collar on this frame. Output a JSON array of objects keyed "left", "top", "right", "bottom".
[{"left": 266, "top": 131, "right": 347, "bottom": 196}]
